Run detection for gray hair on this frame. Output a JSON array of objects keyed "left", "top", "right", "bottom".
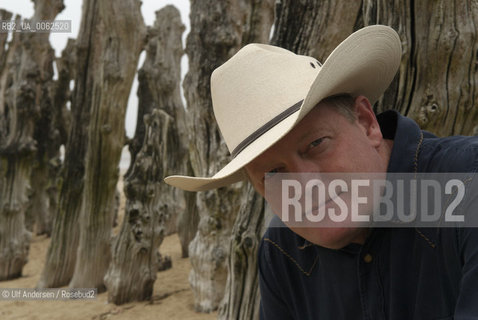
[{"left": 319, "top": 94, "right": 356, "bottom": 122}]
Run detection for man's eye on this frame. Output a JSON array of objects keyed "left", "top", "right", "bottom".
[
  {"left": 310, "top": 137, "right": 324, "bottom": 148},
  {"left": 265, "top": 168, "right": 279, "bottom": 179}
]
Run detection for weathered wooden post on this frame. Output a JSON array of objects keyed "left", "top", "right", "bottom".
[
  {"left": 104, "top": 5, "right": 187, "bottom": 304},
  {"left": 37, "top": 5, "right": 94, "bottom": 287},
  {"left": 68, "top": 0, "right": 145, "bottom": 292},
  {"left": 183, "top": 0, "right": 274, "bottom": 312},
  {"left": 0, "top": 0, "right": 65, "bottom": 280},
  {"left": 104, "top": 109, "right": 171, "bottom": 303},
  {"left": 218, "top": 185, "right": 272, "bottom": 319}
]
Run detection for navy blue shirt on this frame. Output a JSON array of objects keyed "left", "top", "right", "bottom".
[{"left": 259, "top": 111, "right": 478, "bottom": 319}]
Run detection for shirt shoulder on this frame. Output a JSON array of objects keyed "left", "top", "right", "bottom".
[{"left": 419, "top": 135, "right": 478, "bottom": 172}]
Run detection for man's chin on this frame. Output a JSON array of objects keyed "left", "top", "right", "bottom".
[{"left": 292, "top": 227, "right": 368, "bottom": 250}]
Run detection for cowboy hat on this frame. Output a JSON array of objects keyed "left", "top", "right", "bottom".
[{"left": 165, "top": 25, "right": 402, "bottom": 191}]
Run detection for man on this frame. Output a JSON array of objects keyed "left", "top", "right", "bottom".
[{"left": 165, "top": 25, "right": 478, "bottom": 319}]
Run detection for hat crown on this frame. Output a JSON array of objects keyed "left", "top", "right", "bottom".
[{"left": 211, "top": 44, "right": 321, "bottom": 154}]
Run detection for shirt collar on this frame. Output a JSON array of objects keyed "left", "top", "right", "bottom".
[{"left": 377, "top": 110, "right": 423, "bottom": 173}]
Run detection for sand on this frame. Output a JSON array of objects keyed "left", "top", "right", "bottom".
[{"left": 0, "top": 173, "right": 217, "bottom": 320}]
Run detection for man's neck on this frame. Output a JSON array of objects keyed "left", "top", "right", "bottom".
[
  {"left": 347, "top": 139, "right": 393, "bottom": 247},
  {"left": 381, "top": 138, "right": 394, "bottom": 170}
]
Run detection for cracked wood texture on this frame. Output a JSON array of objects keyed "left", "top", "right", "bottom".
[
  {"left": 183, "top": 0, "right": 274, "bottom": 312},
  {"left": 177, "top": 165, "right": 200, "bottom": 258},
  {"left": 0, "top": 0, "right": 64, "bottom": 280},
  {"left": 104, "top": 6, "right": 187, "bottom": 304},
  {"left": 218, "top": 184, "right": 273, "bottom": 320},
  {"left": 133, "top": 7, "right": 196, "bottom": 259},
  {"left": 67, "top": 0, "right": 145, "bottom": 292},
  {"left": 38, "top": 0, "right": 115, "bottom": 289},
  {"left": 130, "top": 6, "right": 189, "bottom": 242},
  {"left": 273, "top": 0, "right": 478, "bottom": 136},
  {"left": 271, "top": 0, "right": 361, "bottom": 57},
  {"left": 37, "top": 7, "right": 93, "bottom": 288},
  {"left": 24, "top": 38, "right": 73, "bottom": 237},
  {"left": 104, "top": 109, "right": 169, "bottom": 304},
  {"left": 362, "top": 0, "right": 478, "bottom": 136}
]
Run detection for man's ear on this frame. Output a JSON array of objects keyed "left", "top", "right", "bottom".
[{"left": 353, "top": 95, "right": 383, "bottom": 147}]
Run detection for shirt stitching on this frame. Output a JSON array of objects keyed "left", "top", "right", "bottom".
[
  {"left": 264, "top": 237, "right": 319, "bottom": 276},
  {"left": 413, "top": 131, "right": 437, "bottom": 248},
  {"left": 415, "top": 229, "right": 436, "bottom": 248},
  {"left": 413, "top": 131, "right": 424, "bottom": 177}
]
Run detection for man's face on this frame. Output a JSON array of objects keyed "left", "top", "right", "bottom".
[{"left": 245, "top": 96, "right": 390, "bottom": 249}]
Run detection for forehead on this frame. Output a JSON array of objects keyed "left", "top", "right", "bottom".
[{"left": 284, "top": 101, "right": 348, "bottom": 137}]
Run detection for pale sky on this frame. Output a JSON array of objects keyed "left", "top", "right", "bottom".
[{"left": 2, "top": 0, "right": 191, "bottom": 138}]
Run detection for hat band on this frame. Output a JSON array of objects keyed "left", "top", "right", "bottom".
[{"left": 231, "top": 100, "right": 303, "bottom": 158}]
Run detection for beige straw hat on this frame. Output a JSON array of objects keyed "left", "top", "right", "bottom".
[{"left": 165, "top": 25, "right": 402, "bottom": 191}]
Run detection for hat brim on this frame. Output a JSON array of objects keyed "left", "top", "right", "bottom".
[{"left": 164, "top": 25, "right": 402, "bottom": 192}]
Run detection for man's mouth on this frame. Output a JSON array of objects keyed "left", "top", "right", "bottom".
[{"left": 303, "top": 191, "right": 344, "bottom": 219}]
